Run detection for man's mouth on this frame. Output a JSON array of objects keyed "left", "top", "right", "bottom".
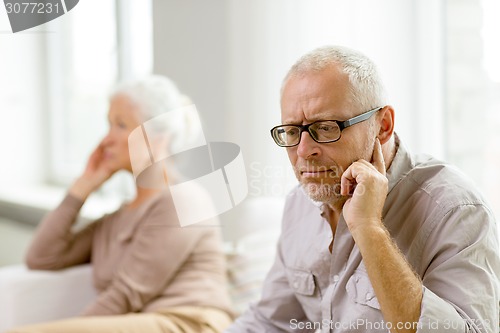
[{"left": 300, "top": 169, "right": 333, "bottom": 178}]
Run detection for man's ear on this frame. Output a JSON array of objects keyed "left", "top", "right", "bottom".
[{"left": 377, "top": 105, "right": 395, "bottom": 144}]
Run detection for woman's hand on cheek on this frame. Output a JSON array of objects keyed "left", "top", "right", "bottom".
[{"left": 69, "top": 142, "right": 117, "bottom": 200}]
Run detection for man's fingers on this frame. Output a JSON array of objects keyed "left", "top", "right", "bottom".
[
  {"left": 342, "top": 139, "right": 386, "bottom": 196},
  {"left": 371, "top": 138, "right": 386, "bottom": 175},
  {"left": 340, "top": 165, "right": 355, "bottom": 196}
]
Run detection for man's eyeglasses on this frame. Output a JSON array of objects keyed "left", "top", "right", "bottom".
[{"left": 270, "top": 107, "right": 382, "bottom": 147}]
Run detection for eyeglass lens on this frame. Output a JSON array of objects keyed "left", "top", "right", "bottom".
[{"left": 273, "top": 121, "right": 341, "bottom": 146}]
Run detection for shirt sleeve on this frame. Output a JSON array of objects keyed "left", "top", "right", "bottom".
[
  {"left": 81, "top": 194, "right": 208, "bottom": 315},
  {"left": 416, "top": 204, "right": 500, "bottom": 333},
  {"left": 25, "top": 194, "right": 96, "bottom": 270},
  {"left": 225, "top": 237, "right": 314, "bottom": 333}
]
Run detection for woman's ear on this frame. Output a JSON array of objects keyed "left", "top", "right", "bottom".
[{"left": 377, "top": 105, "right": 395, "bottom": 144}]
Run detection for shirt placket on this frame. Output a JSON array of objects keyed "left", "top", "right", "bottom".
[
  {"left": 318, "top": 236, "right": 334, "bottom": 332},
  {"left": 322, "top": 215, "right": 355, "bottom": 332}
]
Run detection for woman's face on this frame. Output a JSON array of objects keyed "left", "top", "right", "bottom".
[{"left": 101, "top": 94, "right": 143, "bottom": 173}]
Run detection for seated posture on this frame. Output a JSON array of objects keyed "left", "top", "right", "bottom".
[
  {"left": 226, "top": 46, "right": 500, "bottom": 333},
  {"left": 9, "top": 76, "right": 234, "bottom": 333}
]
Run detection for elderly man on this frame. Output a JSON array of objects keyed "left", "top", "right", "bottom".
[{"left": 226, "top": 46, "right": 500, "bottom": 333}]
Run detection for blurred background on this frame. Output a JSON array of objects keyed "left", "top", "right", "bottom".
[{"left": 0, "top": 0, "right": 499, "bottom": 266}]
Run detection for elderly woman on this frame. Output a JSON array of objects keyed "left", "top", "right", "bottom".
[{"left": 9, "top": 76, "right": 234, "bottom": 333}]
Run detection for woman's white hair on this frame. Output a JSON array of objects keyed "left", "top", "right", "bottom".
[
  {"left": 283, "top": 45, "right": 387, "bottom": 111},
  {"left": 111, "top": 75, "right": 201, "bottom": 154}
]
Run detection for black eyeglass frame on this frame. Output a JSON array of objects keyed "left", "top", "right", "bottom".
[{"left": 270, "top": 106, "right": 383, "bottom": 147}]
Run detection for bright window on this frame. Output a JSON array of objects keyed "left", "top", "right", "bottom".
[
  {"left": 482, "top": 0, "right": 500, "bottom": 82},
  {"left": 46, "top": 0, "right": 152, "bottom": 186},
  {"left": 445, "top": 0, "right": 500, "bottom": 218}
]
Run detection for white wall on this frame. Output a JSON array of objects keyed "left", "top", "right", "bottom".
[{"left": 152, "top": 0, "right": 228, "bottom": 143}]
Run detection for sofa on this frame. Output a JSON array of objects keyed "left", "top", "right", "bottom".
[{"left": 0, "top": 264, "right": 97, "bottom": 332}]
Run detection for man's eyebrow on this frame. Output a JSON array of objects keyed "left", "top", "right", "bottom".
[
  {"left": 281, "top": 120, "right": 301, "bottom": 125},
  {"left": 281, "top": 109, "right": 344, "bottom": 125},
  {"left": 282, "top": 117, "right": 340, "bottom": 125}
]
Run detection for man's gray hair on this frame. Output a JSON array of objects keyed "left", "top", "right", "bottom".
[{"left": 284, "top": 45, "right": 387, "bottom": 112}]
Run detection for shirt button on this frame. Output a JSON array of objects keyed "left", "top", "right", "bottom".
[{"left": 333, "top": 275, "right": 339, "bottom": 282}]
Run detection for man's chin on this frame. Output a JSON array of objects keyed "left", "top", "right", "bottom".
[{"left": 301, "top": 182, "right": 345, "bottom": 205}]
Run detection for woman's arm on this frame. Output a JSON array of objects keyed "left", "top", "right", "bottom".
[
  {"left": 25, "top": 140, "right": 115, "bottom": 270},
  {"left": 25, "top": 194, "right": 98, "bottom": 270}
]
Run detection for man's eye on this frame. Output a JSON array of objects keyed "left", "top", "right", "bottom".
[
  {"left": 317, "top": 124, "right": 334, "bottom": 132},
  {"left": 286, "top": 128, "right": 299, "bottom": 136}
]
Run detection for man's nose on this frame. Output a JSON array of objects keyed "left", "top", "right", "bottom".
[{"left": 296, "top": 130, "right": 320, "bottom": 159}]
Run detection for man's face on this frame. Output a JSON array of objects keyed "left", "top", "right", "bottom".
[{"left": 281, "top": 65, "right": 377, "bottom": 205}]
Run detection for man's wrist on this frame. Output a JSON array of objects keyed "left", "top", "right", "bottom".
[{"left": 350, "top": 222, "right": 389, "bottom": 244}]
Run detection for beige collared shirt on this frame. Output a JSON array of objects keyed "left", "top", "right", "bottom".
[{"left": 227, "top": 138, "right": 500, "bottom": 333}]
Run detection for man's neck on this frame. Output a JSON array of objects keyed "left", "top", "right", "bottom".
[
  {"left": 325, "top": 198, "right": 345, "bottom": 249},
  {"left": 382, "top": 136, "right": 397, "bottom": 171},
  {"left": 328, "top": 199, "right": 345, "bottom": 224}
]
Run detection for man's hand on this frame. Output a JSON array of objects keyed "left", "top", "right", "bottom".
[
  {"left": 341, "top": 138, "right": 422, "bottom": 333},
  {"left": 340, "top": 138, "right": 388, "bottom": 234}
]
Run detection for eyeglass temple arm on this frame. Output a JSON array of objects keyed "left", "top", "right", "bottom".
[{"left": 339, "top": 107, "right": 382, "bottom": 130}]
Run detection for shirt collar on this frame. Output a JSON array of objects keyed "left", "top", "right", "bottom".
[{"left": 385, "top": 133, "right": 414, "bottom": 193}]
